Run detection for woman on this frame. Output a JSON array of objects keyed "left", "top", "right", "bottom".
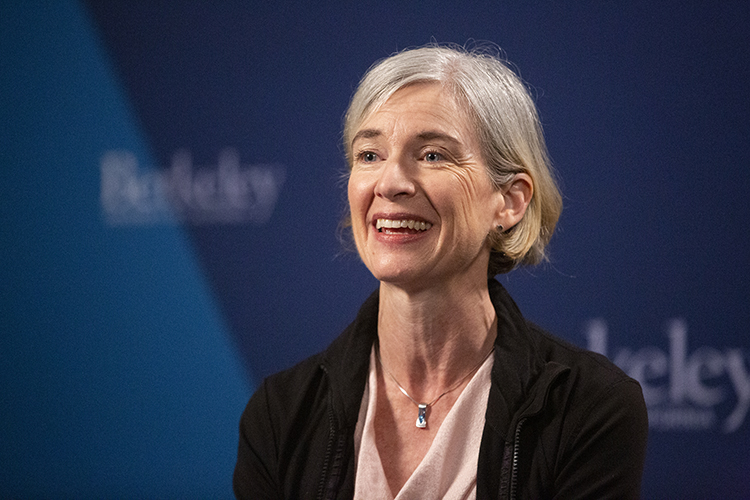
[{"left": 234, "top": 45, "right": 648, "bottom": 499}]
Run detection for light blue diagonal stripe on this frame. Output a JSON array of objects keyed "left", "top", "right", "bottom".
[{"left": 0, "top": 1, "right": 252, "bottom": 497}]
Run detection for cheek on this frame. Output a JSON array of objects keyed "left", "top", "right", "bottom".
[
  {"left": 347, "top": 174, "right": 370, "bottom": 229},
  {"left": 347, "top": 176, "right": 361, "bottom": 211},
  {"left": 439, "top": 170, "right": 494, "bottom": 228}
]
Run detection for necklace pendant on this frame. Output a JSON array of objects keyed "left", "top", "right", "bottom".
[{"left": 416, "top": 404, "right": 428, "bottom": 428}]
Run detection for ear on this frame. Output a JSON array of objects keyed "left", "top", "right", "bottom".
[{"left": 493, "top": 173, "right": 533, "bottom": 230}]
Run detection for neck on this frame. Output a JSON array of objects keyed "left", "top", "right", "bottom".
[{"left": 376, "top": 274, "right": 497, "bottom": 401}]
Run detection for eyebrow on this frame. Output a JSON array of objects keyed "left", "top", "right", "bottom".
[
  {"left": 351, "top": 129, "right": 462, "bottom": 147},
  {"left": 415, "top": 131, "right": 461, "bottom": 145},
  {"left": 351, "top": 129, "right": 382, "bottom": 146}
]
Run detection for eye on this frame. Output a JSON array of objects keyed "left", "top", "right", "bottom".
[
  {"left": 423, "top": 151, "right": 444, "bottom": 162},
  {"left": 358, "top": 151, "right": 379, "bottom": 163}
]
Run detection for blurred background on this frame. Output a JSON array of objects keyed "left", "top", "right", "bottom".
[{"left": 2, "top": 1, "right": 748, "bottom": 497}]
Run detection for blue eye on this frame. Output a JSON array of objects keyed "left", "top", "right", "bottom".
[
  {"left": 424, "top": 151, "right": 443, "bottom": 162},
  {"left": 360, "top": 151, "right": 378, "bottom": 162}
]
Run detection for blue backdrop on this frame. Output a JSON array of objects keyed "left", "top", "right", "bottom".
[{"left": 2, "top": 1, "right": 748, "bottom": 498}]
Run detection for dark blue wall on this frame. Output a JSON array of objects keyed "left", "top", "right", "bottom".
[{"left": 2, "top": 1, "right": 748, "bottom": 497}]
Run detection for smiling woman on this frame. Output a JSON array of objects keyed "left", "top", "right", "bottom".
[
  {"left": 343, "top": 45, "right": 562, "bottom": 277},
  {"left": 234, "top": 44, "right": 648, "bottom": 500},
  {"left": 347, "top": 82, "right": 528, "bottom": 292}
]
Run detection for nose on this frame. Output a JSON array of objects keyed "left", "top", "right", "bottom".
[{"left": 374, "top": 157, "right": 416, "bottom": 200}]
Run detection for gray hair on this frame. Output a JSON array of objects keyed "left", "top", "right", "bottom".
[{"left": 343, "top": 44, "right": 562, "bottom": 274}]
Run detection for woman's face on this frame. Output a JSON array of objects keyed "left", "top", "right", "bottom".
[{"left": 347, "top": 82, "right": 505, "bottom": 290}]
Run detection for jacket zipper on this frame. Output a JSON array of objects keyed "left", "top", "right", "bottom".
[
  {"left": 509, "top": 417, "right": 526, "bottom": 500},
  {"left": 506, "top": 363, "right": 569, "bottom": 499},
  {"left": 317, "top": 366, "right": 336, "bottom": 500}
]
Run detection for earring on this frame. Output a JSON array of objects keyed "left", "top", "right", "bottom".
[{"left": 497, "top": 225, "right": 504, "bottom": 232}]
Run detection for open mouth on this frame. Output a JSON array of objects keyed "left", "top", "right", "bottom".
[{"left": 376, "top": 218, "right": 432, "bottom": 234}]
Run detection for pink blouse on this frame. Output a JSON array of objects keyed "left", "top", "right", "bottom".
[{"left": 353, "top": 347, "right": 493, "bottom": 499}]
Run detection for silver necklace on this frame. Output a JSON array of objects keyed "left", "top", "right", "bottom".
[{"left": 376, "top": 343, "right": 495, "bottom": 429}]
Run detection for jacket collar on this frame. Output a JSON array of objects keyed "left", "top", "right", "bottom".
[
  {"left": 321, "top": 287, "right": 380, "bottom": 430},
  {"left": 486, "top": 279, "right": 570, "bottom": 440},
  {"left": 320, "top": 280, "right": 570, "bottom": 438}
]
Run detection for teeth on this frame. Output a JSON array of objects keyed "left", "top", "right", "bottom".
[{"left": 375, "top": 219, "right": 432, "bottom": 231}]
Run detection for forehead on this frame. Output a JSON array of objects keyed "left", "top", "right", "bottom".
[{"left": 355, "top": 82, "right": 475, "bottom": 143}]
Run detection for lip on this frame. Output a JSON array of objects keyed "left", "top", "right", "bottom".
[
  {"left": 370, "top": 212, "right": 433, "bottom": 227},
  {"left": 369, "top": 212, "right": 434, "bottom": 240}
]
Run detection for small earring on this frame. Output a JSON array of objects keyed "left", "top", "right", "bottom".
[{"left": 497, "top": 225, "right": 504, "bottom": 232}]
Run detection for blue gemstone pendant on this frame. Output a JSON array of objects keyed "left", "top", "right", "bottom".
[{"left": 416, "top": 404, "right": 428, "bottom": 428}]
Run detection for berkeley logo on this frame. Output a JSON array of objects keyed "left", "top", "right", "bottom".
[
  {"left": 586, "top": 318, "right": 750, "bottom": 433},
  {"left": 100, "top": 149, "right": 285, "bottom": 225}
]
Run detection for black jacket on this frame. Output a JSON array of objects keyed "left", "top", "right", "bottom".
[{"left": 234, "top": 280, "right": 648, "bottom": 499}]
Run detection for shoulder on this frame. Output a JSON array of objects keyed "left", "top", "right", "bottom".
[
  {"left": 240, "top": 292, "right": 378, "bottom": 443},
  {"left": 528, "top": 321, "right": 646, "bottom": 416},
  {"left": 524, "top": 323, "right": 649, "bottom": 498},
  {"left": 234, "top": 350, "right": 335, "bottom": 499},
  {"left": 241, "top": 350, "right": 329, "bottom": 445},
  {"left": 531, "top": 322, "right": 648, "bottom": 466},
  {"left": 234, "top": 300, "right": 376, "bottom": 499},
  {"left": 530, "top": 322, "right": 634, "bottom": 387},
  {"left": 260, "top": 352, "right": 328, "bottom": 404}
]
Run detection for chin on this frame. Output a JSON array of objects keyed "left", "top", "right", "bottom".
[
  {"left": 365, "top": 256, "right": 427, "bottom": 282},
  {"left": 368, "top": 267, "right": 417, "bottom": 284}
]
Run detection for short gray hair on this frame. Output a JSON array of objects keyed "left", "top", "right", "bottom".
[{"left": 343, "top": 44, "right": 562, "bottom": 274}]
